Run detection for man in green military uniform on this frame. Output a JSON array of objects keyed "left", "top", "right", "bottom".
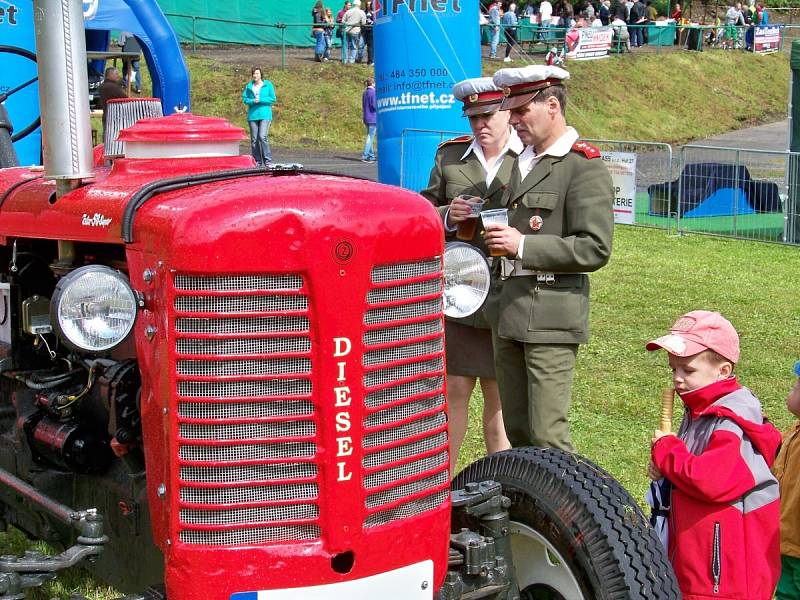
[
  {"left": 482, "top": 65, "right": 614, "bottom": 451},
  {"left": 420, "top": 77, "right": 522, "bottom": 472}
]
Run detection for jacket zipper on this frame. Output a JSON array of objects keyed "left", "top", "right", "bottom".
[{"left": 712, "top": 521, "right": 722, "bottom": 594}]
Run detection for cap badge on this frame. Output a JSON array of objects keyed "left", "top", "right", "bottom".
[
  {"left": 529, "top": 215, "right": 543, "bottom": 231},
  {"left": 503, "top": 86, "right": 512, "bottom": 97},
  {"left": 468, "top": 93, "right": 479, "bottom": 103},
  {"left": 672, "top": 316, "right": 696, "bottom": 332}
]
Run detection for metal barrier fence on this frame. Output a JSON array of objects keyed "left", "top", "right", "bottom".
[
  {"left": 399, "top": 129, "right": 468, "bottom": 192},
  {"left": 677, "top": 145, "right": 797, "bottom": 244},
  {"left": 398, "top": 132, "right": 800, "bottom": 245},
  {"left": 583, "top": 139, "right": 676, "bottom": 232}
]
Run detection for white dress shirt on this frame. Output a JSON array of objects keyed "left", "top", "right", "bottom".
[{"left": 460, "top": 129, "right": 524, "bottom": 188}]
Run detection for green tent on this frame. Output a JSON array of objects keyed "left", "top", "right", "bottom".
[{"left": 156, "top": 0, "right": 333, "bottom": 47}]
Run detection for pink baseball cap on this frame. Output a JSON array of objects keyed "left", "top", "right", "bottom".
[{"left": 646, "top": 310, "right": 740, "bottom": 363}]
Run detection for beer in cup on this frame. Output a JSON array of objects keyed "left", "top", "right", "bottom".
[
  {"left": 455, "top": 195, "right": 485, "bottom": 241},
  {"left": 480, "top": 208, "right": 509, "bottom": 257}
]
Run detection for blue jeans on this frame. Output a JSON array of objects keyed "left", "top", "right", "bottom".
[
  {"left": 346, "top": 33, "right": 360, "bottom": 63},
  {"left": 124, "top": 59, "right": 141, "bottom": 92},
  {"left": 490, "top": 26, "right": 500, "bottom": 57},
  {"left": 249, "top": 119, "right": 272, "bottom": 165},
  {"left": 362, "top": 124, "right": 376, "bottom": 160},
  {"left": 539, "top": 20, "right": 551, "bottom": 41},
  {"left": 630, "top": 24, "right": 643, "bottom": 46},
  {"left": 313, "top": 30, "right": 326, "bottom": 59}
]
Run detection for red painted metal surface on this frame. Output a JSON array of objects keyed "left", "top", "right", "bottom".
[
  {"left": 125, "top": 174, "right": 450, "bottom": 598},
  {"left": 0, "top": 156, "right": 254, "bottom": 244},
  {"left": 117, "top": 113, "right": 246, "bottom": 143}
]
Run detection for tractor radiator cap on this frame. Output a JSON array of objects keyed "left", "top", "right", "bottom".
[{"left": 117, "top": 112, "right": 246, "bottom": 159}]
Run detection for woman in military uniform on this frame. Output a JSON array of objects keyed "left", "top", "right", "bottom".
[{"left": 420, "top": 77, "right": 522, "bottom": 473}]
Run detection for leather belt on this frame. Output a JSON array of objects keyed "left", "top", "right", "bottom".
[
  {"left": 499, "top": 257, "right": 549, "bottom": 279},
  {"left": 498, "top": 257, "right": 587, "bottom": 284}
]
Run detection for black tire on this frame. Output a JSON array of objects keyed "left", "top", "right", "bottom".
[
  {"left": 452, "top": 447, "right": 679, "bottom": 600},
  {"left": 0, "top": 45, "right": 40, "bottom": 143}
]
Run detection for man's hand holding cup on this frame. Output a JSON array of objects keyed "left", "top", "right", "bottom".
[{"left": 481, "top": 208, "right": 520, "bottom": 257}]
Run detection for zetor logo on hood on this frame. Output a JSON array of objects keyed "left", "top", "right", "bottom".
[{"left": 0, "top": 1, "right": 19, "bottom": 26}]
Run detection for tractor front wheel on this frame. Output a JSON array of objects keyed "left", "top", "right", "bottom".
[{"left": 452, "top": 447, "right": 679, "bottom": 600}]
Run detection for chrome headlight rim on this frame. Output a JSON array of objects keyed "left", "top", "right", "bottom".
[
  {"left": 51, "top": 265, "right": 139, "bottom": 353},
  {"left": 442, "top": 241, "right": 492, "bottom": 319}
]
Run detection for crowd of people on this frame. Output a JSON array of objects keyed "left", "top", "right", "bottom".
[
  {"left": 484, "top": 0, "right": 773, "bottom": 56},
  {"left": 311, "top": 0, "right": 375, "bottom": 64}
]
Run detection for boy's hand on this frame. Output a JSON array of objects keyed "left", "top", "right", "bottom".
[
  {"left": 648, "top": 460, "right": 663, "bottom": 481},
  {"left": 652, "top": 429, "right": 675, "bottom": 445}
]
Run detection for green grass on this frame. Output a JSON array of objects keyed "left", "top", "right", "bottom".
[
  {"left": 457, "top": 225, "right": 800, "bottom": 502},
  {"left": 183, "top": 50, "right": 790, "bottom": 151}
]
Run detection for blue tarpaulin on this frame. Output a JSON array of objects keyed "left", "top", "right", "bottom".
[{"left": 648, "top": 162, "right": 781, "bottom": 218}]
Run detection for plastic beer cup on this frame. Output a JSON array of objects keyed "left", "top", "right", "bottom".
[
  {"left": 480, "top": 208, "right": 509, "bottom": 257},
  {"left": 455, "top": 196, "right": 485, "bottom": 241}
]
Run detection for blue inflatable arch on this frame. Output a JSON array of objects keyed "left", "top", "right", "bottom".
[{"left": 84, "top": 0, "right": 190, "bottom": 115}]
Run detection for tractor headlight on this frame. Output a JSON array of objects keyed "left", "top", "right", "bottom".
[
  {"left": 51, "top": 266, "right": 138, "bottom": 352},
  {"left": 442, "top": 242, "right": 491, "bottom": 319}
]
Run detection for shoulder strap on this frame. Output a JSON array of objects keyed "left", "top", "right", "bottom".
[
  {"left": 571, "top": 141, "right": 601, "bottom": 159},
  {"left": 438, "top": 135, "right": 473, "bottom": 149}
]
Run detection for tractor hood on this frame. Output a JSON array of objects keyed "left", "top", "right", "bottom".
[{"left": 0, "top": 155, "right": 253, "bottom": 245}]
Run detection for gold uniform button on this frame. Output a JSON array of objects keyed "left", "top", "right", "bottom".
[{"left": 511, "top": 202, "right": 518, "bottom": 209}]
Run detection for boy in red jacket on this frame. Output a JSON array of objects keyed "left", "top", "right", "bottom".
[{"left": 647, "top": 310, "right": 781, "bottom": 600}]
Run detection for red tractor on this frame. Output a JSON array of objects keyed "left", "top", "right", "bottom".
[{"left": 0, "top": 1, "right": 679, "bottom": 598}]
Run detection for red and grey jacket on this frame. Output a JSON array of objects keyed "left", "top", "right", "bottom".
[{"left": 651, "top": 376, "right": 781, "bottom": 600}]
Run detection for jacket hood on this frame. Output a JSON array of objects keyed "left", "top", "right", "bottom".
[{"left": 704, "top": 384, "right": 782, "bottom": 466}]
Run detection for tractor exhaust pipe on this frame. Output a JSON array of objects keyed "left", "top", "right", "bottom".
[{"left": 33, "top": 0, "right": 94, "bottom": 189}]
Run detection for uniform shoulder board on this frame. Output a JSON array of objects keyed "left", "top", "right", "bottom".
[
  {"left": 438, "top": 135, "right": 473, "bottom": 148},
  {"left": 571, "top": 141, "right": 601, "bottom": 159}
]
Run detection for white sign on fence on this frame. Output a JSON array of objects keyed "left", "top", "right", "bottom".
[
  {"left": 565, "top": 27, "right": 613, "bottom": 60},
  {"left": 602, "top": 151, "right": 637, "bottom": 224},
  {"left": 754, "top": 26, "right": 781, "bottom": 54}
]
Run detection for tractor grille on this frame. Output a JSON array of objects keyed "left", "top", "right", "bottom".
[
  {"left": 361, "top": 258, "right": 449, "bottom": 529},
  {"left": 173, "top": 273, "right": 319, "bottom": 546}
]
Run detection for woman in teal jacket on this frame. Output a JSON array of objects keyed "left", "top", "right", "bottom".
[{"left": 242, "top": 67, "right": 276, "bottom": 165}]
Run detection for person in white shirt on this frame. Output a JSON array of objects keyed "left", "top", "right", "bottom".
[
  {"left": 539, "top": 0, "right": 553, "bottom": 40},
  {"left": 342, "top": 0, "right": 367, "bottom": 63}
]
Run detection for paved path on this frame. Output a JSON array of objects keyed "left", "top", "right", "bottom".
[
  {"left": 264, "top": 119, "right": 791, "bottom": 183},
  {"left": 693, "top": 120, "right": 789, "bottom": 151}
]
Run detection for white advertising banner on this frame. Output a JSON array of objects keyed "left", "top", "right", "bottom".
[
  {"left": 602, "top": 151, "right": 637, "bottom": 224},
  {"left": 565, "top": 27, "right": 613, "bottom": 60},
  {"left": 754, "top": 26, "right": 781, "bottom": 54}
]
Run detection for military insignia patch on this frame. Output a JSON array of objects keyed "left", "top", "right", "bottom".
[
  {"left": 438, "top": 135, "right": 474, "bottom": 148},
  {"left": 529, "top": 215, "right": 543, "bottom": 231},
  {"left": 672, "top": 316, "right": 697, "bottom": 332},
  {"left": 503, "top": 86, "right": 512, "bottom": 97},
  {"left": 468, "top": 93, "right": 479, "bottom": 103},
  {"left": 571, "top": 141, "right": 601, "bottom": 159}
]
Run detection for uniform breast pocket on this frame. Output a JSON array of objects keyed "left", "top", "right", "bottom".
[
  {"left": 520, "top": 191, "right": 559, "bottom": 211},
  {"left": 445, "top": 183, "right": 481, "bottom": 202}
]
